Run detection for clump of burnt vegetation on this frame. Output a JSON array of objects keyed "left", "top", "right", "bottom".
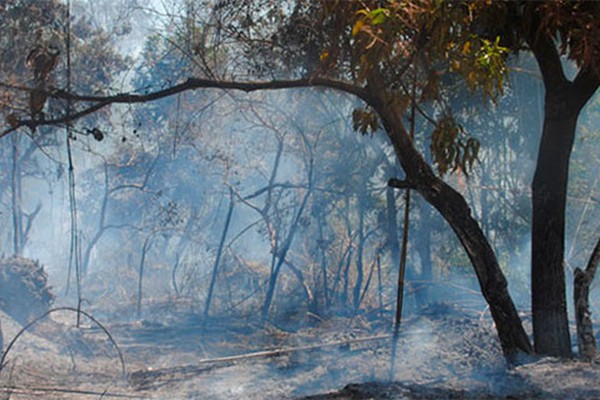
[{"left": 0, "top": 257, "right": 54, "bottom": 326}]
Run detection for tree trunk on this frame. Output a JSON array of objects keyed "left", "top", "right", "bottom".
[
  {"left": 573, "top": 237, "right": 600, "bottom": 361},
  {"left": 523, "top": 10, "right": 600, "bottom": 356},
  {"left": 11, "top": 134, "right": 23, "bottom": 257},
  {"left": 415, "top": 199, "right": 433, "bottom": 308},
  {"left": 353, "top": 196, "right": 365, "bottom": 310},
  {"left": 422, "top": 179, "right": 533, "bottom": 358},
  {"left": 316, "top": 208, "right": 330, "bottom": 310},
  {"left": 137, "top": 233, "right": 157, "bottom": 318},
  {"left": 374, "top": 81, "right": 532, "bottom": 357},
  {"left": 386, "top": 186, "right": 400, "bottom": 269},
  {"left": 531, "top": 94, "right": 577, "bottom": 357},
  {"left": 204, "top": 188, "right": 235, "bottom": 318},
  {"left": 261, "top": 167, "right": 313, "bottom": 320}
]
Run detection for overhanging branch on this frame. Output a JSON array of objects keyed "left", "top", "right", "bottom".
[{"left": 1, "top": 77, "right": 371, "bottom": 140}]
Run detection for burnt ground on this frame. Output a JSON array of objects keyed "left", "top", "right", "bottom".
[{"left": 1, "top": 304, "right": 600, "bottom": 399}]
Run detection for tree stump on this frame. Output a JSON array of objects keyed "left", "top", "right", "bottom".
[{"left": 573, "top": 237, "right": 600, "bottom": 361}]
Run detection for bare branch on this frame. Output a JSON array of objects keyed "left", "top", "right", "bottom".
[
  {"left": 1, "top": 77, "right": 370, "bottom": 140},
  {"left": 388, "top": 178, "right": 416, "bottom": 190}
]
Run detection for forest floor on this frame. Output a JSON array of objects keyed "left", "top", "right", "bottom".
[{"left": 1, "top": 303, "right": 600, "bottom": 399}]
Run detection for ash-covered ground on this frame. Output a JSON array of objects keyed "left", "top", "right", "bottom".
[{"left": 1, "top": 303, "right": 600, "bottom": 399}]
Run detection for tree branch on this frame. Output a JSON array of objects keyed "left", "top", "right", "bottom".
[
  {"left": 388, "top": 178, "right": 416, "bottom": 190},
  {"left": 523, "top": 6, "right": 568, "bottom": 91},
  {"left": 585, "top": 236, "right": 600, "bottom": 280},
  {"left": 1, "top": 77, "right": 370, "bottom": 140},
  {"left": 572, "top": 66, "right": 600, "bottom": 111}
]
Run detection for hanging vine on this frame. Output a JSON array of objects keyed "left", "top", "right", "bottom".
[{"left": 63, "top": 0, "right": 83, "bottom": 326}]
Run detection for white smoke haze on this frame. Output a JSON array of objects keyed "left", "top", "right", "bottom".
[{"left": 1, "top": 1, "right": 600, "bottom": 399}]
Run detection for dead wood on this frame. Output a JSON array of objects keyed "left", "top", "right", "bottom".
[
  {"left": 129, "top": 333, "right": 391, "bottom": 387},
  {"left": 574, "top": 236, "right": 600, "bottom": 361},
  {"left": 0, "top": 385, "right": 144, "bottom": 398}
]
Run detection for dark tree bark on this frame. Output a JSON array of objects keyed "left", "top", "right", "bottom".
[
  {"left": 352, "top": 195, "right": 366, "bottom": 310},
  {"left": 531, "top": 96, "right": 577, "bottom": 357},
  {"left": 386, "top": 185, "right": 401, "bottom": 267},
  {"left": 574, "top": 237, "right": 600, "bottom": 361},
  {"left": 375, "top": 79, "right": 532, "bottom": 357},
  {"left": 525, "top": 15, "right": 600, "bottom": 356},
  {"left": 316, "top": 207, "right": 330, "bottom": 310}
]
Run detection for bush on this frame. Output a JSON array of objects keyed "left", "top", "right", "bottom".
[{"left": 0, "top": 257, "right": 54, "bottom": 325}]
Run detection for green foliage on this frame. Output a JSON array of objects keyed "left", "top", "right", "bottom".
[
  {"left": 450, "top": 36, "right": 509, "bottom": 99},
  {"left": 351, "top": 0, "right": 510, "bottom": 101}
]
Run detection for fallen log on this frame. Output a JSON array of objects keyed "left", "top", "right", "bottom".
[
  {"left": 0, "top": 385, "right": 145, "bottom": 398},
  {"left": 130, "top": 333, "right": 392, "bottom": 385}
]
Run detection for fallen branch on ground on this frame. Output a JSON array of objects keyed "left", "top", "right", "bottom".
[
  {"left": 0, "top": 385, "right": 145, "bottom": 398},
  {"left": 130, "top": 333, "right": 392, "bottom": 381}
]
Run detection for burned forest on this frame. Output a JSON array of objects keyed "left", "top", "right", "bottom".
[{"left": 1, "top": 1, "right": 600, "bottom": 399}]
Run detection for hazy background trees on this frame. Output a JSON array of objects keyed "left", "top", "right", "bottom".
[{"left": 0, "top": 0, "right": 599, "bottom": 360}]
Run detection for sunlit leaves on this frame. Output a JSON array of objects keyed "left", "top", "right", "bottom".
[
  {"left": 351, "top": 0, "right": 510, "bottom": 100},
  {"left": 353, "top": 7, "right": 389, "bottom": 36},
  {"left": 450, "top": 36, "right": 509, "bottom": 99},
  {"left": 431, "top": 114, "right": 479, "bottom": 176}
]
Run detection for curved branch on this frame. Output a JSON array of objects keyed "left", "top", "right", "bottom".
[
  {"left": 0, "top": 307, "right": 126, "bottom": 377},
  {"left": 51, "top": 77, "right": 370, "bottom": 104},
  {"left": 1, "top": 77, "right": 370, "bottom": 140}
]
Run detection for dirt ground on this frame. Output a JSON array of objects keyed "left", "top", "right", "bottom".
[{"left": 1, "top": 304, "right": 600, "bottom": 399}]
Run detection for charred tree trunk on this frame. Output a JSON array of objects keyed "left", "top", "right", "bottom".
[
  {"left": 353, "top": 196, "right": 366, "bottom": 310},
  {"left": 316, "top": 208, "right": 330, "bottom": 310},
  {"left": 420, "top": 178, "right": 532, "bottom": 357},
  {"left": 372, "top": 79, "right": 532, "bottom": 357},
  {"left": 415, "top": 199, "right": 433, "bottom": 308},
  {"left": 573, "top": 237, "right": 600, "bottom": 361},
  {"left": 389, "top": 174, "right": 532, "bottom": 357},
  {"left": 531, "top": 96, "right": 577, "bottom": 357},
  {"left": 137, "top": 233, "right": 159, "bottom": 318},
  {"left": 204, "top": 187, "right": 235, "bottom": 318},
  {"left": 525, "top": 18, "right": 600, "bottom": 355},
  {"left": 386, "top": 185, "right": 400, "bottom": 271}
]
